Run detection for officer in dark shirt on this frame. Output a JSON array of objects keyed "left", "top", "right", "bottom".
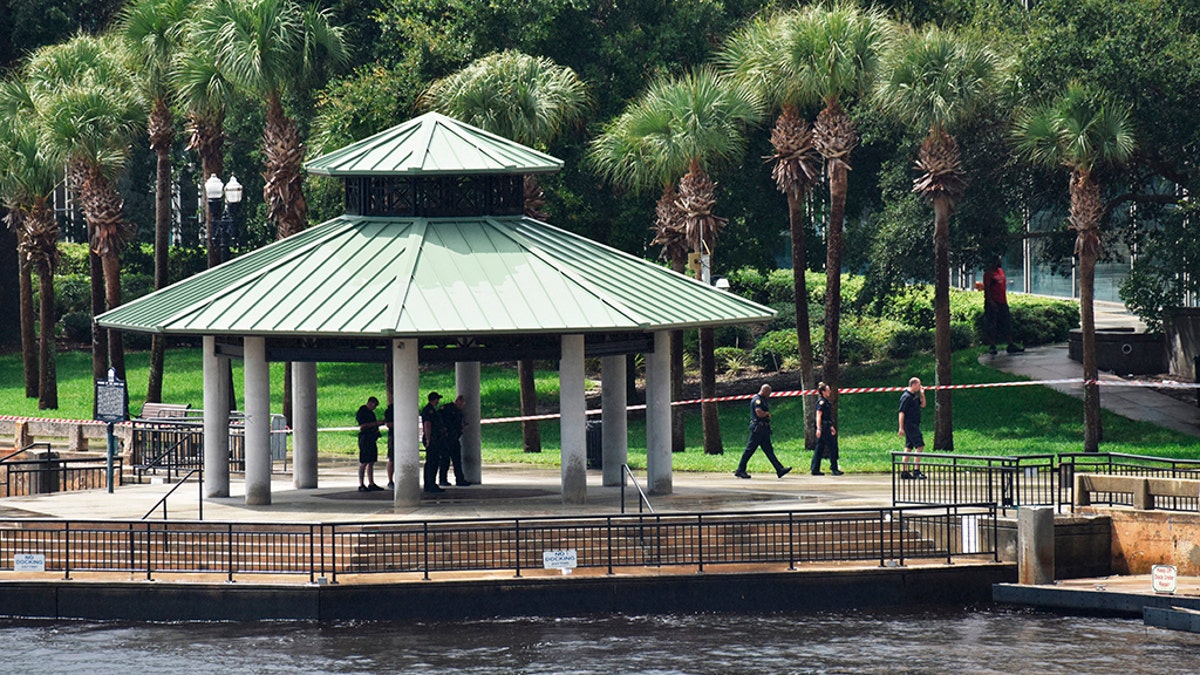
[
  {"left": 810, "top": 382, "right": 843, "bottom": 476},
  {"left": 356, "top": 396, "right": 384, "bottom": 492},
  {"left": 897, "top": 377, "right": 927, "bottom": 480},
  {"left": 734, "top": 384, "right": 792, "bottom": 480},
  {"left": 420, "top": 392, "right": 445, "bottom": 493},
  {"left": 438, "top": 395, "right": 471, "bottom": 486}
]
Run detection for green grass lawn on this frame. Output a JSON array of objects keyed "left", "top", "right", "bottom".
[{"left": 1, "top": 346, "right": 1196, "bottom": 473}]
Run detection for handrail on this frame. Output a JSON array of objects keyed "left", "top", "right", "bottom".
[
  {"left": 0, "top": 442, "right": 50, "bottom": 464},
  {"left": 619, "top": 464, "right": 654, "bottom": 514},
  {"left": 141, "top": 467, "right": 203, "bottom": 521}
]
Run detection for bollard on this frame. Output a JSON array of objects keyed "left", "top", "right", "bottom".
[{"left": 1018, "top": 505, "right": 1054, "bottom": 585}]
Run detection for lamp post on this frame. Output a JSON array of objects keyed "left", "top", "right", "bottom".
[{"left": 205, "top": 174, "right": 243, "bottom": 263}]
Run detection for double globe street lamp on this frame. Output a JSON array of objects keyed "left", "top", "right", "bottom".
[{"left": 204, "top": 173, "right": 243, "bottom": 263}]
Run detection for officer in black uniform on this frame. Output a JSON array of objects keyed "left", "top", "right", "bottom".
[
  {"left": 420, "top": 392, "right": 445, "bottom": 493},
  {"left": 810, "top": 382, "right": 843, "bottom": 476},
  {"left": 734, "top": 384, "right": 792, "bottom": 479},
  {"left": 438, "top": 395, "right": 471, "bottom": 486}
]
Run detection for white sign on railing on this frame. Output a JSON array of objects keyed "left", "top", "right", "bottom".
[
  {"left": 543, "top": 549, "right": 578, "bottom": 575},
  {"left": 960, "top": 515, "right": 980, "bottom": 554},
  {"left": 14, "top": 553, "right": 46, "bottom": 572},
  {"left": 1152, "top": 564, "right": 1177, "bottom": 594}
]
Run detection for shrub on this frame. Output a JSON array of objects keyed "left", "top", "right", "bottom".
[
  {"left": 839, "top": 316, "right": 904, "bottom": 363},
  {"left": 950, "top": 321, "right": 974, "bottom": 350},
  {"left": 62, "top": 311, "right": 92, "bottom": 344},
  {"left": 1010, "top": 297, "right": 1078, "bottom": 345},
  {"left": 766, "top": 268, "right": 795, "bottom": 304},
  {"left": 713, "top": 324, "right": 755, "bottom": 349},
  {"left": 885, "top": 326, "right": 934, "bottom": 359},
  {"left": 750, "top": 329, "right": 798, "bottom": 371},
  {"left": 55, "top": 274, "right": 93, "bottom": 318},
  {"left": 714, "top": 346, "right": 747, "bottom": 374},
  {"left": 726, "top": 266, "right": 768, "bottom": 304}
]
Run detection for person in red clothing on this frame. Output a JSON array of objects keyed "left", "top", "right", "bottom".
[{"left": 978, "top": 256, "right": 1024, "bottom": 355}]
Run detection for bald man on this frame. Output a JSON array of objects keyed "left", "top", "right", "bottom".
[{"left": 734, "top": 384, "right": 792, "bottom": 480}]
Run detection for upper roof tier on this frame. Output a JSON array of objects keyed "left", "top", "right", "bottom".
[{"left": 305, "top": 112, "right": 563, "bottom": 177}]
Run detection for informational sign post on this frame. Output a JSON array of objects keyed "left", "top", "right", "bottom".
[
  {"left": 94, "top": 369, "right": 128, "bottom": 494},
  {"left": 543, "top": 549, "right": 578, "bottom": 575},
  {"left": 1152, "top": 564, "right": 1177, "bottom": 594}
]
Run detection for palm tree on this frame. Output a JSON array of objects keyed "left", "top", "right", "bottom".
[
  {"left": 1012, "top": 83, "right": 1134, "bottom": 452},
  {"left": 0, "top": 114, "right": 61, "bottom": 409},
  {"left": 720, "top": 12, "right": 824, "bottom": 449},
  {"left": 876, "top": 26, "right": 997, "bottom": 450},
  {"left": 0, "top": 80, "right": 41, "bottom": 400},
  {"left": 589, "top": 69, "right": 761, "bottom": 455},
  {"left": 196, "top": 0, "right": 347, "bottom": 422},
  {"left": 25, "top": 34, "right": 143, "bottom": 381},
  {"left": 778, "top": 2, "right": 891, "bottom": 423},
  {"left": 422, "top": 50, "right": 589, "bottom": 454},
  {"left": 121, "top": 0, "right": 191, "bottom": 405}
]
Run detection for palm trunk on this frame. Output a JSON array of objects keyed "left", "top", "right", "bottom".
[
  {"left": 932, "top": 195, "right": 954, "bottom": 450},
  {"left": 18, "top": 246, "right": 37, "bottom": 398},
  {"left": 1080, "top": 246, "right": 1101, "bottom": 452},
  {"left": 519, "top": 359, "right": 541, "bottom": 452},
  {"left": 788, "top": 194, "right": 817, "bottom": 449},
  {"left": 36, "top": 258, "right": 57, "bottom": 409},
  {"left": 670, "top": 253, "right": 687, "bottom": 453},
  {"left": 822, "top": 160, "right": 847, "bottom": 422},
  {"left": 89, "top": 243, "right": 108, "bottom": 381},
  {"left": 147, "top": 99, "right": 174, "bottom": 404},
  {"left": 102, "top": 251, "right": 124, "bottom": 379},
  {"left": 699, "top": 326, "right": 722, "bottom": 454}
]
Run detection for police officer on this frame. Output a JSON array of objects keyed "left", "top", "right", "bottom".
[
  {"left": 421, "top": 392, "right": 445, "bottom": 493},
  {"left": 734, "top": 384, "right": 792, "bottom": 479},
  {"left": 437, "top": 395, "right": 471, "bottom": 487},
  {"left": 810, "top": 382, "right": 843, "bottom": 476}
]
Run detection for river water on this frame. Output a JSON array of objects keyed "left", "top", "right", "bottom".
[{"left": 5, "top": 606, "right": 1198, "bottom": 674}]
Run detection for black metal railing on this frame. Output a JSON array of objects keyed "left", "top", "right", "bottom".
[
  {"left": 1, "top": 443, "right": 121, "bottom": 497},
  {"left": 892, "top": 452, "right": 1055, "bottom": 514},
  {"left": 130, "top": 417, "right": 247, "bottom": 483},
  {"left": 141, "top": 468, "right": 203, "bottom": 521},
  {"left": 0, "top": 504, "right": 998, "bottom": 582},
  {"left": 893, "top": 451, "right": 1200, "bottom": 514}
]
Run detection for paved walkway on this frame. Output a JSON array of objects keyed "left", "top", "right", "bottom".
[{"left": 983, "top": 300, "right": 1200, "bottom": 438}]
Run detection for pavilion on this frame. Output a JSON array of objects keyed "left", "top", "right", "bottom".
[{"left": 96, "top": 112, "right": 774, "bottom": 507}]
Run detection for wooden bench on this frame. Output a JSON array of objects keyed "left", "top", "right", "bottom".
[{"left": 139, "top": 403, "right": 192, "bottom": 419}]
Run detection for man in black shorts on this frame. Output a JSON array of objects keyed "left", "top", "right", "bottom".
[
  {"left": 897, "top": 377, "right": 927, "bottom": 480},
  {"left": 356, "top": 396, "right": 384, "bottom": 491}
]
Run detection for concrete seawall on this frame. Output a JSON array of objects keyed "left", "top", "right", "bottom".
[{"left": 0, "top": 563, "right": 1014, "bottom": 622}]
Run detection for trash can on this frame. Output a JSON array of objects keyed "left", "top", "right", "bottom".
[{"left": 585, "top": 419, "right": 602, "bottom": 470}]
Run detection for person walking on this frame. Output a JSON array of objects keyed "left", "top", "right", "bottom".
[
  {"left": 978, "top": 256, "right": 1024, "bottom": 356},
  {"left": 420, "top": 391, "right": 446, "bottom": 494},
  {"left": 356, "top": 396, "right": 385, "bottom": 492},
  {"left": 734, "top": 384, "right": 792, "bottom": 479},
  {"left": 810, "top": 382, "right": 843, "bottom": 476},
  {"left": 897, "top": 377, "right": 927, "bottom": 480},
  {"left": 438, "top": 395, "right": 472, "bottom": 486}
]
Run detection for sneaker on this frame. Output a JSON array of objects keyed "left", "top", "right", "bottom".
[
  {"left": 456, "top": 481, "right": 473, "bottom": 486},
  {"left": 811, "top": 471, "right": 825, "bottom": 476},
  {"left": 438, "top": 480, "right": 451, "bottom": 487},
  {"left": 734, "top": 471, "right": 751, "bottom": 479},
  {"left": 987, "top": 345, "right": 998, "bottom": 356},
  {"left": 387, "top": 482, "right": 394, "bottom": 490},
  {"left": 777, "top": 467, "right": 793, "bottom": 478},
  {"left": 831, "top": 470, "right": 844, "bottom": 476},
  {"left": 912, "top": 469, "right": 928, "bottom": 480},
  {"left": 900, "top": 471, "right": 913, "bottom": 480},
  {"left": 1007, "top": 344, "right": 1025, "bottom": 354},
  {"left": 357, "top": 485, "right": 368, "bottom": 492},
  {"left": 367, "top": 484, "right": 384, "bottom": 491},
  {"left": 423, "top": 485, "right": 446, "bottom": 494}
]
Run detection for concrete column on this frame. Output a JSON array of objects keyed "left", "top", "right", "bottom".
[
  {"left": 455, "top": 361, "right": 482, "bottom": 484},
  {"left": 202, "top": 336, "right": 230, "bottom": 498},
  {"left": 392, "top": 339, "right": 421, "bottom": 506},
  {"left": 645, "top": 330, "right": 672, "bottom": 495},
  {"left": 600, "top": 355, "right": 627, "bottom": 486},
  {"left": 243, "top": 336, "right": 271, "bottom": 505},
  {"left": 1018, "top": 505, "right": 1055, "bottom": 585},
  {"left": 560, "top": 334, "right": 587, "bottom": 504},
  {"left": 292, "top": 361, "right": 318, "bottom": 489}
]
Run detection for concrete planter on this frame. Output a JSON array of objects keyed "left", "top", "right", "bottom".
[{"left": 1068, "top": 327, "right": 1166, "bottom": 375}]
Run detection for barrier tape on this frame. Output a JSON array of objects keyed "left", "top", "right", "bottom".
[{"left": 4, "top": 376, "right": 1197, "bottom": 433}]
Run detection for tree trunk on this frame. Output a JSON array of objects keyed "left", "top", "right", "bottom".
[
  {"left": 789, "top": 193, "right": 816, "bottom": 450},
  {"left": 147, "top": 102, "right": 173, "bottom": 405},
  {"left": 699, "top": 327, "right": 722, "bottom": 454},
  {"left": 102, "top": 251, "right": 124, "bottom": 380},
  {"left": 670, "top": 253, "right": 687, "bottom": 453},
  {"left": 36, "top": 259, "right": 57, "bottom": 409},
  {"left": 1080, "top": 244, "right": 1101, "bottom": 452},
  {"left": 932, "top": 195, "right": 954, "bottom": 451},
  {"left": 822, "top": 161, "right": 848, "bottom": 424},
  {"left": 89, "top": 245, "right": 107, "bottom": 381},
  {"left": 519, "top": 359, "right": 541, "bottom": 453},
  {"left": 18, "top": 248, "right": 37, "bottom": 398}
]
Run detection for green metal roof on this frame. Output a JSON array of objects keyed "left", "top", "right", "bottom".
[
  {"left": 304, "top": 112, "right": 563, "bottom": 176},
  {"left": 96, "top": 216, "right": 775, "bottom": 337}
]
